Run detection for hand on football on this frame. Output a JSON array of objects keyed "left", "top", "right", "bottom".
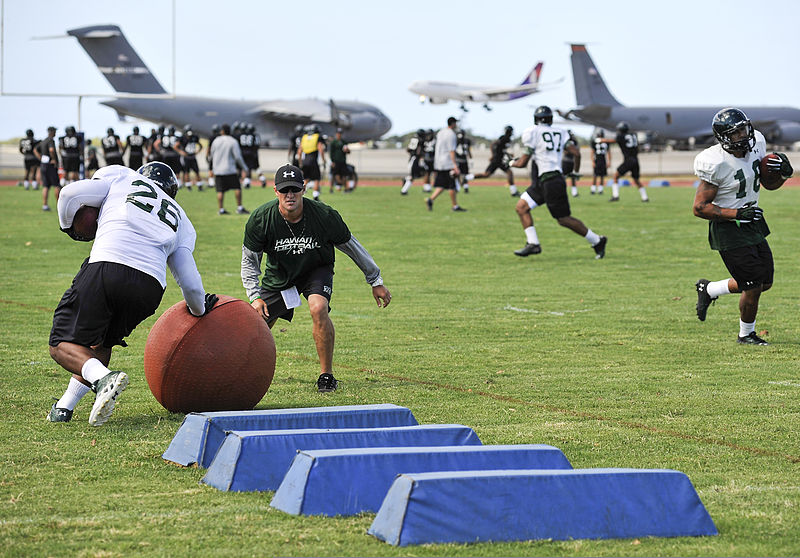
[
  {"left": 736, "top": 206, "right": 763, "bottom": 222},
  {"left": 61, "top": 226, "right": 92, "bottom": 242},
  {"left": 776, "top": 153, "right": 794, "bottom": 178}
]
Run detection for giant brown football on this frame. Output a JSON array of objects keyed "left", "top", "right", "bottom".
[
  {"left": 760, "top": 154, "right": 784, "bottom": 191},
  {"left": 144, "top": 295, "right": 275, "bottom": 413}
]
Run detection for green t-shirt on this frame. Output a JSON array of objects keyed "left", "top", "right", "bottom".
[
  {"left": 329, "top": 138, "right": 347, "bottom": 164},
  {"left": 708, "top": 218, "right": 770, "bottom": 251},
  {"left": 243, "top": 198, "right": 351, "bottom": 291}
]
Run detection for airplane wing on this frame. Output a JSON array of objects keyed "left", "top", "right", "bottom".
[
  {"left": 247, "top": 99, "right": 352, "bottom": 128},
  {"left": 472, "top": 78, "right": 564, "bottom": 100}
]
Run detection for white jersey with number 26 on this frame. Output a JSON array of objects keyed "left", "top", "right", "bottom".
[
  {"left": 693, "top": 130, "right": 767, "bottom": 210},
  {"left": 57, "top": 165, "right": 196, "bottom": 287},
  {"left": 521, "top": 123, "right": 569, "bottom": 175}
]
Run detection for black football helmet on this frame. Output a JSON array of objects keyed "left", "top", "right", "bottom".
[
  {"left": 533, "top": 106, "right": 553, "bottom": 125},
  {"left": 504, "top": 125, "right": 513, "bottom": 135},
  {"left": 107, "top": 127, "right": 115, "bottom": 135},
  {"left": 211, "top": 124, "right": 220, "bottom": 134},
  {"left": 596, "top": 129, "right": 605, "bottom": 138},
  {"left": 25, "top": 129, "right": 34, "bottom": 137},
  {"left": 616, "top": 121, "right": 630, "bottom": 133},
  {"left": 416, "top": 128, "right": 425, "bottom": 137},
  {"left": 183, "top": 124, "right": 192, "bottom": 132},
  {"left": 712, "top": 108, "right": 755, "bottom": 154},
  {"left": 168, "top": 126, "right": 176, "bottom": 135},
  {"left": 137, "top": 162, "right": 179, "bottom": 198},
  {"left": 132, "top": 126, "right": 140, "bottom": 135},
  {"left": 66, "top": 126, "right": 76, "bottom": 135}
]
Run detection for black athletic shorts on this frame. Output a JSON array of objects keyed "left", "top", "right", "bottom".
[
  {"left": 50, "top": 259, "right": 164, "bottom": 349},
  {"left": 63, "top": 156, "right": 80, "bottom": 173},
  {"left": 408, "top": 156, "right": 426, "bottom": 179},
  {"left": 719, "top": 241, "right": 774, "bottom": 292},
  {"left": 164, "top": 154, "right": 182, "bottom": 175},
  {"left": 484, "top": 158, "right": 509, "bottom": 175},
  {"left": 331, "top": 161, "right": 348, "bottom": 177},
  {"left": 617, "top": 157, "right": 640, "bottom": 179},
  {"left": 215, "top": 173, "right": 240, "bottom": 193},
  {"left": 593, "top": 158, "right": 607, "bottom": 177},
  {"left": 457, "top": 161, "right": 469, "bottom": 176},
  {"left": 105, "top": 155, "right": 124, "bottom": 166},
  {"left": 302, "top": 161, "right": 321, "bottom": 181},
  {"left": 41, "top": 163, "right": 59, "bottom": 188},
  {"left": 562, "top": 160, "right": 575, "bottom": 175},
  {"left": 260, "top": 264, "right": 334, "bottom": 323},
  {"left": 434, "top": 170, "right": 456, "bottom": 190},
  {"left": 244, "top": 153, "right": 260, "bottom": 172},
  {"left": 524, "top": 171, "right": 571, "bottom": 219},
  {"left": 182, "top": 156, "right": 199, "bottom": 174},
  {"left": 25, "top": 157, "right": 39, "bottom": 171},
  {"left": 128, "top": 154, "right": 144, "bottom": 170}
]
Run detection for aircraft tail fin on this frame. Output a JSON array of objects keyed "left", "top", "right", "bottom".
[
  {"left": 519, "top": 62, "right": 543, "bottom": 86},
  {"left": 570, "top": 44, "right": 621, "bottom": 107},
  {"left": 67, "top": 25, "right": 166, "bottom": 94}
]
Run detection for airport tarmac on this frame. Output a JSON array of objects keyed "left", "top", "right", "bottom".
[{"left": 0, "top": 144, "right": 710, "bottom": 182}]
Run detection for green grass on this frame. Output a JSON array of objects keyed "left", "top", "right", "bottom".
[{"left": 1, "top": 181, "right": 799, "bottom": 557}]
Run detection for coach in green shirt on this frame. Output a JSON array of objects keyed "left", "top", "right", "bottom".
[{"left": 241, "top": 164, "right": 391, "bottom": 392}]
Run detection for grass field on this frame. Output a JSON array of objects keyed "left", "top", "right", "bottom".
[{"left": 1, "top": 180, "right": 799, "bottom": 557}]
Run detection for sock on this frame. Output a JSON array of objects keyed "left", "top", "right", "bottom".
[
  {"left": 455, "top": 179, "right": 461, "bottom": 191},
  {"left": 585, "top": 229, "right": 601, "bottom": 245},
  {"left": 81, "top": 357, "right": 111, "bottom": 385},
  {"left": 313, "top": 191, "right": 320, "bottom": 200},
  {"left": 524, "top": 226, "right": 539, "bottom": 245},
  {"left": 237, "top": 205, "right": 244, "bottom": 211},
  {"left": 739, "top": 320, "right": 755, "bottom": 338},
  {"left": 611, "top": 183, "right": 620, "bottom": 198},
  {"left": 707, "top": 279, "right": 731, "bottom": 299},
  {"left": 244, "top": 177, "right": 251, "bottom": 187},
  {"left": 347, "top": 180, "right": 354, "bottom": 189},
  {"left": 24, "top": 180, "right": 29, "bottom": 187},
  {"left": 598, "top": 184, "right": 604, "bottom": 193},
  {"left": 423, "top": 183, "right": 432, "bottom": 192},
  {"left": 32, "top": 181, "right": 38, "bottom": 189},
  {"left": 509, "top": 185, "right": 518, "bottom": 195},
  {"left": 466, "top": 173, "right": 475, "bottom": 181},
  {"left": 590, "top": 185, "right": 596, "bottom": 193},
  {"left": 56, "top": 377, "right": 92, "bottom": 410},
  {"left": 571, "top": 186, "right": 578, "bottom": 196},
  {"left": 209, "top": 177, "right": 215, "bottom": 187},
  {"left": 639, "top": 187, "right": 649, "bottom": 201},
  {"left": 400, "top": 181, "right": 411, "bottom": 194}
]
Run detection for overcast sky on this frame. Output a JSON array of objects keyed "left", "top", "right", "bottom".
[{"left": 2, "top": 0, "right": 799, "bottom": 141}]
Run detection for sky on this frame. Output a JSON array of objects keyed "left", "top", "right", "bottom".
[{"left": 1, "top": 0, "right": 799, "bottom": 142}]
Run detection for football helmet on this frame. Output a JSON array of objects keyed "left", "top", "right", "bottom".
[
  {"left": 616, "top": 121, "right": 630, "bottom": 133},
  {"left": 168, "top": 126, "right": 176, "bottom": 135},
  {"left": 183, "top": 124, "right": 192, "bottom": 132},
  {"left": 66, "top": 126, "right": 76, "bottom": 135},
  {"left": 596, "top": 129, "right": 605, "bottom": 138},
  {"left": 416, "top": 128, "right": 425, "bottom": 136},
  {"left": 712, "top": 108, "right": 755, "bottom": 154},
  {"left": 138, "top": 162, "right": 179, "bottom": 198},
  {"left": 132, "top": 126, "right": 140, "bottom": 135},
  {"left": 533, "top": 106, "right": 553, "bottom": 125},
  {"left": 505, "top": 125, "right": 514, "bottom": 135},
  {"left": 25, "top": 129, "right": 34, "bottom": 137},
  {"left": 211, "top": 124, "right": 220, "bottom": 134},
  {"left": 107, "top": 127, "right": 115, "bottom": 135}
]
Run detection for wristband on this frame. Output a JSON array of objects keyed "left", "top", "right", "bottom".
[{"left": 370, "top": 276, "right": 384, "bottom": 287}]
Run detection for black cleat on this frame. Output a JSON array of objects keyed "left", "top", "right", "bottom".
[
  {"left": 514, "top": 243, "right": 542, "bottom": 257},
  {"left": 593, "top": 236, "right": 607, "bottom": 259},
  {"left": 737, "top": 332, "right": 769, "bottom": 345},
  {"left": 426, "top": 198, "right": 433, "bottom": 211},
  {"left": 316, "top": 372, "right": 339, "bottom": 393},
  {"left": 609, "top": 197, "right": 620, "bottom": 202},
  {"left": 695, "top": 279, "right": 717, "bottom": 321},
  {"left": 451, "top": 205, "right": 467, "bottom": 212}
]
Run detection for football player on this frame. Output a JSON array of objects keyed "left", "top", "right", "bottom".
[
  {"left": 603, "top": 121, "right": 648, "bottom": 202},
  {"left": 58, "top": 126, "right": 82, "bottom": 185},
  {"left": 101, "top": 128, "right": 124, "bottom": 166},
  {"left": 125, "top": 126, "right": 146, "bottom": 170},
  {"left": 510, "top": 106, "right": 607, "bottom": 259},
  {"left": 19, "top": 128, "right": 40, "bottom": 190},
  {"left": 47, "top": 162, "right": 217, "bottom": 425},
  {"left": 693, "top": 108, "right": 793, "bottom": 345},
  {"left": 400, "top": 129, "right": 427, "bottom": 195},
  {"left": 466, "top": 125, "right": 518, "bottom": 196},
  {"left": 591, "top": 130, "right": 610, "bottom": 194}
]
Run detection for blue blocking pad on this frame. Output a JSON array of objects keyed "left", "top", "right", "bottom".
[
  {"left": 201, "top": 425, "right": 481, "bottom": 492},
  {"left": 368, "top": 468, "right": 718, "bottom": 546},
  {"left": 161, "top": 404, "right": 418, "bottom": 468},
  {"left": 270, "top": 444, "right": 572, "bottom": 516}
]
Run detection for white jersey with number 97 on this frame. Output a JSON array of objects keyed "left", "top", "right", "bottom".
[
  {"left": 58, "top": 165, "right": 196, "bottom": 287},
  {"left": 693, "top": 130, "right": 767, "bottom": 210},
  {"left": 521, "top": 123, "right": 568, "bottom": 175}
]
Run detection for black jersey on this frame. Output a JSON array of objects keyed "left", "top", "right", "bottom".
[
  {"left": 491, "top": 135, "right": 512, "bottom": 161},
  {"left": 239, "top": 132, "right": 258, "bottom": 155},
  {"left": 616, "top": 131, "right": 639, "bottom": 160},
  {"left": 562, "top": 136, "right": 578, "bottom": 164},
  {"left": 182, "top": 134, "right": 202, "bottom": 156},
  {"left": 592, "top": 137, "right": 609, "bottom": 160},
  {"left": 455, "top": 136, "right": 471, "bottom": 163},
  {"left": 161, "top": 133, "right": 180, "bottom": 154},
  {"left": 59, "top": 135, "right": 82, "bottom": 157},
  {"left": 38, "top": 137, "right": 59, "bottom": 166},
  {"left": 20, "top": 137, "right": 39, "bottom": 159},
  {"left": 101, "top": 134, "right": 121, "bottom": 155},
  {"left": 126, "top": 134, "right": 146, "bottom": 155},
  {"left": 422, "top": 136, "right": 436, "bottom": 162}
]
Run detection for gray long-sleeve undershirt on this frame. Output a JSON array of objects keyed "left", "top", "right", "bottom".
[{"left": 241, "top": 235, "right": 381, "bottom": 302}]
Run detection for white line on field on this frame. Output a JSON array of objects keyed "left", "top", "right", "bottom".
[
  {"left": 503, "top": 305, "right": 592, "bottom": 316},
  {"left": 768, "top": 380, "right": 800, "bottom": 388}
]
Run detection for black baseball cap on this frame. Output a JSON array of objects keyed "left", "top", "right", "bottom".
[{"left": 275, "top": 164, "right": 304, "bottom": 191}]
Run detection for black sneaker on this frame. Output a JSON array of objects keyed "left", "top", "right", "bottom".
[
  {"left": 593, "top": 236, "right": 607, "bottom": 259},
  {"left": 316, "top": 373, "right": 339, "bottom": 393},
  {"left": 47, "top": 401, "right": 73, "bottom": 423},
  {"left": 514, "top": 243, "right": 542, "bottom": 257},
  {"left": 737, "top": 332, "right": 769, "bottom": 345},
  {"left": 426, "top": 198, "right": 433, "bottom": 211},
  {"left": 236, "top": 207, "right": 250, "bottom": 215},
  {"left": 695, "top": 279, "right": 717, "bottom": 322},
  {"left": 451, "top": 205, "right": 467, "bottom": 212},
  {"left": 609, "top": 197, "right": 620, "bottom": 202}
]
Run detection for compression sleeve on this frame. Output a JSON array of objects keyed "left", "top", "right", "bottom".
[
  {"left": 241, "top": 245, "right": 264, "bottom": 302},
  {"left": 167, "top": 247, "right": 206, "bottom": 316},
  {"left": 57, "top": 178, "right": 111, "bottom": 229},
  {"left": 335, "top": 235, "right": 382, "bottom": 286}
]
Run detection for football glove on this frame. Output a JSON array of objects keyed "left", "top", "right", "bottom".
[
  {"left": 736, "top": 206, "right": 763, "bottom": 222},
  {"left": 203, "top": 293, "right": 219, "bottom": 315},
  {"left": 775, "top": 152, "right": 794, "bottom": 179}
]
